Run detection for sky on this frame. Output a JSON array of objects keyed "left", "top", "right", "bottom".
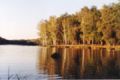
[{"left": 0, "top": 0, "right": 118, "bottom": 39}]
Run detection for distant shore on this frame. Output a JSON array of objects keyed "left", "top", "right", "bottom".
[{"left": 0, "top": 37, "right": 38, "bottom": 46}]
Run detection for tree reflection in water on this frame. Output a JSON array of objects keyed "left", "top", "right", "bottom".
[{"left": 37, "top": 47, "right": 120, "bottom": 79}]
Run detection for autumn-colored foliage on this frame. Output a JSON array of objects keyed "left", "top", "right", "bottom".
[{"left": 38, "top": 2, "right": 120, "bottom": 46}]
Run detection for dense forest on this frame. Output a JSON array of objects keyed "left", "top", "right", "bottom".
[{"left": 38, "top": 2, "right": 120, "bottom": 46}]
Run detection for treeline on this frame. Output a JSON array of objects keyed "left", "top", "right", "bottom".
[
  {"left": 38, "top": 2, "right": 120, "bottom": 46},
  {"left": 0, "top": 37, "right": 37, "bottom": 45}
]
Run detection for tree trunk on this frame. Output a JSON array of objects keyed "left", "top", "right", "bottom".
[
  {"left": 64, "top": 34, "right": 67, "bottom": 45},
  {"left": 53, "top": 39, "right": 56, "bottom": 46},
  {"left": 92, "top": 39, "right": 94, "bottom": 45}
]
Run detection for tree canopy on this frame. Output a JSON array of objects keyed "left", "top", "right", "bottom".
[{"left": 38, "top": 2, "right": 120, "bottom": 46}]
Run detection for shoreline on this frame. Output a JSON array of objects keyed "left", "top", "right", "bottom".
[{"left": 41, "top": 44, "right": 120, "bottom": 49}]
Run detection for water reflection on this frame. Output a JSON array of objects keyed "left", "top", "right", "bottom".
[{"left": 38, "top": 47, "right": 120, "bottom": 79}]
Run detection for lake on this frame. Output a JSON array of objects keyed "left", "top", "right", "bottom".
[{"left": 0, "top": 45, "right": 120, "bottom": 79}]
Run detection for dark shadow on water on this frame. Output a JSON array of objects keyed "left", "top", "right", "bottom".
[{"left": 51, "top": 52, "right": 61, "bottom": 60}]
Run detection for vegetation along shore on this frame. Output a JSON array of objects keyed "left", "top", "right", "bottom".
[
  {"left": 38, "top": 1, "right": 120, "bottom": 47},
  {"left": 0, "top": 37, "right": 38, "bottom": 46}
]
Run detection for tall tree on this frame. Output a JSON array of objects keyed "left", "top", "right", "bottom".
[
  {"left": 48, "top": 16, "right": 57, "bottom": 45},
  {"left": 39, "top": 20, "right": 48, "bottom": 45},
  {"left": 100, "top": 3, "right": 120, "bottom": 45}
]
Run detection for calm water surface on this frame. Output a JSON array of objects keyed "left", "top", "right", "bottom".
[{"left": 0, "top": 45, "right": 120, "bottom": 79}]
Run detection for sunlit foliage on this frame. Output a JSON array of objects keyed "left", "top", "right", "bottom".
[{"left": 38, "top": 2, "right": 120, "bottom": 45}]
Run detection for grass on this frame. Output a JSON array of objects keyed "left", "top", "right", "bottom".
[
  {"left": 1, "top": 67, "right": 41, "bottom": 80},
  {"left": 1, "top": 73, "right": 42, "bottom": 80}
]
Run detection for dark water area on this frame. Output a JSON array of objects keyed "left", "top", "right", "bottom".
[
  {"left": 39, "top": 47, "right": 120, "bottom": 79},
  {"left": 0, "top": 45, "right": 120, "bottom": 79}
]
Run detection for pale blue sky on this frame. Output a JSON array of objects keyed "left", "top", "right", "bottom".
[{"left": 0, "top": 0, "right": 118, "bottom": 39}]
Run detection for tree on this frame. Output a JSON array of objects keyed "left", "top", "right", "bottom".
[
  {"left": 39, "top": 20, "right": 48, "bottom": 45},
  {"left": 38, "top": 1, "right": 120, "bottom": 46},
  {"left": 47, "top": 16, "right": 57, "bottom": 45},
  {"left": 100, "top": 3, "right": 120, "bottom": 45}
]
